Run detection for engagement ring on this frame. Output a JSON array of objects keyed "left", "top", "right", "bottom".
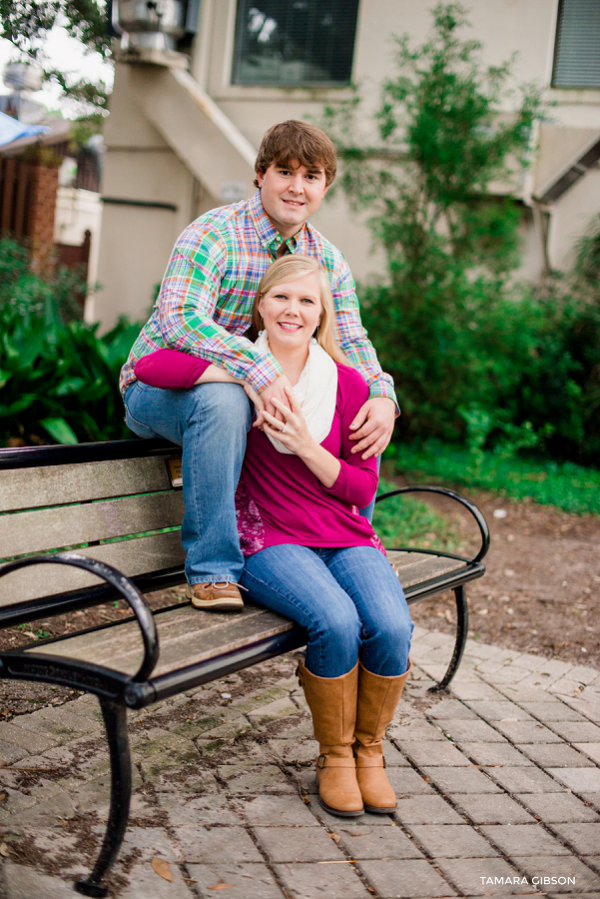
[{"left": 281, "top": 424, "right": 287, "bottom": 433}]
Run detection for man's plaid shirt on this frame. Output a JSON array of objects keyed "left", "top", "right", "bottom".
[{"left": 120, "top": 191, "right": 396, "bottom": 403}]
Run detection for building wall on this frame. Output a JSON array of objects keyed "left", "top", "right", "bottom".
[{"left": 96, "top": 0, "right": 600, "bottom": 328}]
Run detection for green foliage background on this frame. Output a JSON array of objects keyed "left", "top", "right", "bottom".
[
  {"left": 323, "top": 2, "right": 600, "bottom": 468},
  {"left": 0, "top": 239, "right": 138, "bottom": 446}
]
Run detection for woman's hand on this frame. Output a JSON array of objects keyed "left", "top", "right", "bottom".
[
  {"left": 261, "top": 387, "right": 315, "bottom": 457},
  {"left": 261, "top": 387, "right": 341, "bottom": 487}
]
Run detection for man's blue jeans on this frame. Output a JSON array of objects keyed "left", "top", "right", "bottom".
[
  {"left": 241, "top": 544, "right": 412, "bottom": 678},
  {"left": 123, "top": 380, "right": 252, "bottom": 585}
]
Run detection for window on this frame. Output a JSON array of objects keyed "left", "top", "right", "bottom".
[
  {"left": 232, "top": 0, "right": 360, "bottom": 87},
  {"left": 552, "top": 0, "right": 600, "bottom": 89}
]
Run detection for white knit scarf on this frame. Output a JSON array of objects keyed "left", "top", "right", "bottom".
[{"left": 255, "top": 331, "right": 338, "bottom": 454}]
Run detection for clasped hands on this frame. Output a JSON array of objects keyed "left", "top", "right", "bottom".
[{"left": 244, "top": 375, "right": 396, "bottom": 459}]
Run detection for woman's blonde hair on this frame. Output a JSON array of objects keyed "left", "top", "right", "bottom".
[{"left": 251, "top": 255, "right": 346, "bottom": 364}]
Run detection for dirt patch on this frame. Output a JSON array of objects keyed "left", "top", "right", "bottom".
[{"left": 408, "top": 489, "right": 600, "bottom": 669}]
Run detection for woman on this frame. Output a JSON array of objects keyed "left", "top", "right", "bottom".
[{"left": 134, "top": 255, "right": 412, "bottom": 818}]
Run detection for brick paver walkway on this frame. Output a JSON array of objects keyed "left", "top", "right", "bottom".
[{"left": 1, "top": 626, "right": 599, "bottom": 898}]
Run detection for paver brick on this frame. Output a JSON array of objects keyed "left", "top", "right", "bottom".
[
  {"left": 448, "top": 681, "right": 502, "bottom": 701},
  {"left": 157, "top": 793, "right": 243, "bottom": 826},
  {"left": 551, "top": 723, "right": 600, "bottom": 742},
  {"left": 394, "top": 795, "right": 465, "bottom": 825},
  {"left": 186, "top": 863, "right": 284, "bottom": 899},
  {"left": 1, "top": 860, "right": 91, "bottom": 899},
  {"left": 519, "top": 742, "right": 597, "bottom": 768},
  {"left": 239, "top": 795, "right": 319, "bottom": 826},
  {"left": 170, "top": 825, "right": 264, "bottom": 863},
  {"left": 549, "top": 823, "right": 600, "bottom": 856},
  {"left": 494, "top": 719, "right": 563, "bottom": 743},
  {"left": 480, "top": 824, "right": 571, "bottom": 857},
  {"left": 0, "top": 722, "right": 58, "bottom": 754},
  {"left": 513, "top": 856, "right": 600, "bottom": 893},
  {"left": 485, "top": 766, "right": 567, "bottom": 793},
  {"left": 388, "top": 720, "right": 446, "bottom": 741},
  {"left": 428, "top": 699, "right": 479, "bottom": 720},
  {"left": 464, "top": 701, "right": 533, "bottom": 721},
  {"left": 359, "top": 857, "right": 457, "bottom": 897},
  {"left": 458, "top": 742, "right": 534, "bottom": 766},
  {"left": 337, "top": 826, "right": 424, "bottom": 859},
  {"left": 398, "top": 741, "right": 471, "bottom": 767},
  {"left": 253, "top": 825, "right": 344, "bottom": 862},
  {"left": 548, "top": 769, "right": 600, "bottom": 793},
  {"left": 434, "top": 857, "right": 534, "bottom": 896},
  {"left": 575, "top": 744, "right": 600, "bottom": 766},
  {"left": 274, "top": 861, "right": 371, "bottom": 899},
  {"left": 0, "top": 740, "right": 28, "bottom": 765},
  {"left": 116, "top": 861, "right": 195, "bottom": 899},
  {"left": 434, "top": 718, "right": 508, "bottom": 743},
  {"left": 421, "top": 766, "right": 501, "bottom": 794},
  {"left": 386, "top": 767, "right": 436, "bottom": 795},
  {"left": 517, "top": 793, "right": 600, "bottom": 823},
  {"left": 407, "top": 823, "right": 499, "bottom": 858},
  {"left": 520, "top": 701, "right": 586, "bottom": 721},
  {"left": 450, "top": 792, "right": 535, "bottom": 825}
]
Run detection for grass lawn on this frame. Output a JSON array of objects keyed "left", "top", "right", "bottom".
[{"left": 387, "top": 441, "right": 600, "bottom": 516}]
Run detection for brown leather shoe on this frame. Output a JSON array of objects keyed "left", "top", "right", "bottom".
[{"left": 186, "top": 581, "right": 244, "bottom": 611}]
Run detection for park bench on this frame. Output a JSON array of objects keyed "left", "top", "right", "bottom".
[{"left": 0, "top": 438, "right": 489, "bottom": 897}]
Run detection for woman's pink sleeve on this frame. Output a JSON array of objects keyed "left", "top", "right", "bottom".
[
  {"left": 134, "top": 349, "right": 211, "bottom": 390},
  {"left": 321, "top": 366, "right": 379, "bottom": 508}
]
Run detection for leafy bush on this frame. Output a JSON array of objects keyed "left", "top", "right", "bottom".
[{"left": 0, "top": 238, "right": 139, "bottom": 445}]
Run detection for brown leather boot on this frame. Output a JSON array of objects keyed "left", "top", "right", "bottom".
[
  {"left": 354, "top": 660, "right": 412, "bottom": 813},
  {"left": 297, "top": 660, "right": 363, "bottom": 817}
]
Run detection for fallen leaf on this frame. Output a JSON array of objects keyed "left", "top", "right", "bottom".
[
  {"left": 0, "top": 793, "right": 6, "bottom": 803},
  {"left": 208, "top": 883, "right": 235, "bottom": 890},
  {"left": 343, "top": 829, "right": 368, "bottom": 836},
  {"left": 329, "top": 832, "right": 341, "bottom": 843},
  {"left": 0, "top": 844, "right": 9, "bottom": 858},
  {"left": 302, "top": 795, "right": 311, "bottom": 804},
  {"left": 151, "top": 857, "right": 173, "bottom": 882}
]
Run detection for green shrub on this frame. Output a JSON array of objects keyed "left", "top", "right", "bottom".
[{"left": 0, "top": 238, "right": 140, "bottom": 445}]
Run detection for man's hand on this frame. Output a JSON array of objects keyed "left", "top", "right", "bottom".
[
  {"left": 252, "top": 375, "right": 294, "bottom": 427},
  {"left": 349, "top": 397, "right": 396, "bottom": 459}
]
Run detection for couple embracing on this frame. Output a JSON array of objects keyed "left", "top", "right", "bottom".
[{"left": 120, "top": 120, "right": 413, "bottom": 819}]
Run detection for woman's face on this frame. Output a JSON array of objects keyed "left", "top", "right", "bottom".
[{"left": 258, "top": 272, "right": 322, "bottom": 353}]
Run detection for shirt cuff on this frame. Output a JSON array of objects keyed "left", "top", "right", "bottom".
[{"left": 368, "top": 376, "right": 401, "bottom": 416}]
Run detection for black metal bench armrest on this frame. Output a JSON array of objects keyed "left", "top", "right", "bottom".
[
  {"left": 0, "top": 552, "right": 159, "bottom": 682},
  {"left": 375, "top": 486, "right": 490, "bottom": 564}
]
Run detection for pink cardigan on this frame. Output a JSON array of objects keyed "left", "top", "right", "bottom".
[{"left": 134, "top": 350, "right": 382, "bottom": 555}]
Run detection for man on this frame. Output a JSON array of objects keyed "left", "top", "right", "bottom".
[{"left": 121, "top": 120, "right": 397, "bottom": 611}]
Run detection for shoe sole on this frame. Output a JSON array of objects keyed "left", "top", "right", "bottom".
[
  {"left": 363, "top": 803, "right": 397, "bottom": 814},
  {"left": 318, "top": 796, "right": 364, "bottom": 817},
  {"left": 186, "top": 586, "right": 244, "bottom": 611}
]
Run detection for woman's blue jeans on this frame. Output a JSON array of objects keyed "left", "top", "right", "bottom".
[
  {"left": 241, "top": 544, "right": 412, "bottom": 678},
  {"left": 123, "top": 380, "right": 252, "bottom": 585}
]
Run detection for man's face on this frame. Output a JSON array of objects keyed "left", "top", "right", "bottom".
[{"left": 256, "top": 161, "right": 329, "bottom": 239}]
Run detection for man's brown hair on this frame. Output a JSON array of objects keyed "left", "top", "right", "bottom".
[{"left": 254, "top": 120, "right": 337, "bottom": 188}]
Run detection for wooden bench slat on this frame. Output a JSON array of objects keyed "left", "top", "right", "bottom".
[
  {"left": 0, "top": 492, "right": 184, "bottom": 560},
  {"left": 387, "top": 551, "right": 467, "bottom": 586},
  {"left": 0, "top": 455, "right": 175, "bottom": 513},
  {"left": 0, "top": 531, "right": 185, "bottom": 607},
  {"left": 28, "top": 605, "right": 295, "bottom": 677}
]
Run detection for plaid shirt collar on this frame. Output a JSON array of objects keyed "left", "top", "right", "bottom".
[{"left": 248, "top": 190, "right": 309, "bottom": 255}]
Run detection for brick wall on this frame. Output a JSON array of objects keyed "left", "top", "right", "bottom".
[{"left": 28, "top": 162, "right": 59, "bottom": 276}]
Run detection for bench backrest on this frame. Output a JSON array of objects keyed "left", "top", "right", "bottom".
[{"left": 0, "top": 440, "right": 185, "bottom": 607}]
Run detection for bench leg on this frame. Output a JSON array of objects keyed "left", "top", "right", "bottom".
[
  {"left": 428, "top": 585, "right": 469, "bottom": 693},
  {"left": 75, "top": 699, "right": 132, "bottom": 898}
]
